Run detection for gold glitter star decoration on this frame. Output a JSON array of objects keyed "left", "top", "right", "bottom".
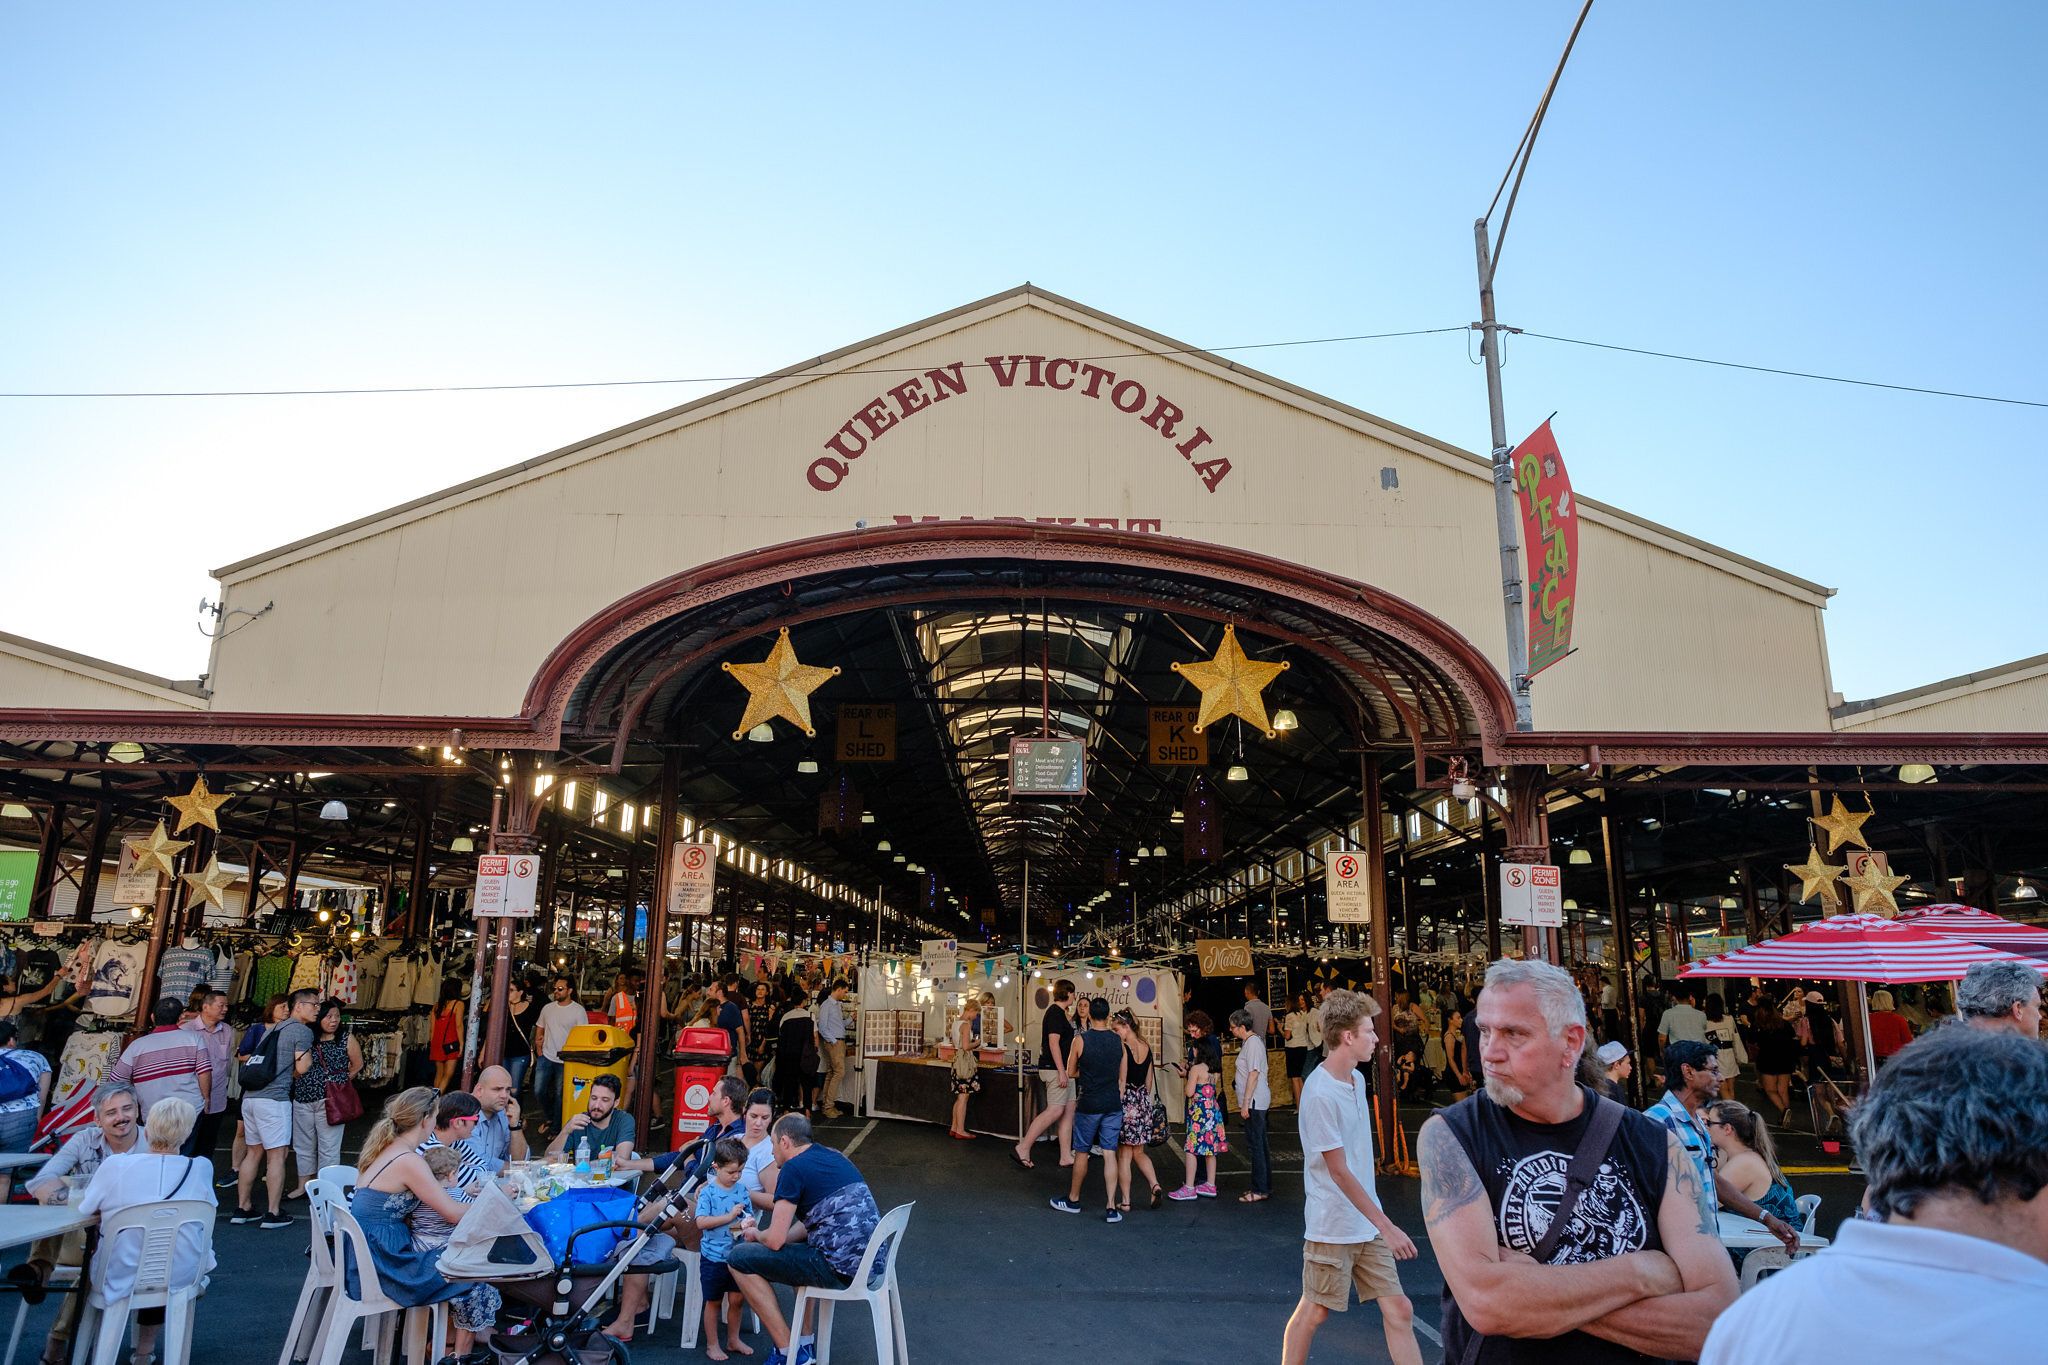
[
  {"left": 131, "top": 821, "right": 192, "bottom": 880},
  {"left": 723, "top": 628, "right": 841, "bottom": 739},
  {"left": 181, "top": 854, "right": 236, "bottom": 912},
  {"left": 1840, "top": 858, "right": 1909, "bottom": 917},
  {"left": 165, "top": 774, "right": 232, "bottom": 834},
  {"left": 1783, "top": 845, "right": 1843, "bottom": 910},
  {"left": 1810, "top": 796, "right": 1874, "bottom": 855},
  {"left": 1172, "top": 624, "right": 1290, "bottom": 736}
]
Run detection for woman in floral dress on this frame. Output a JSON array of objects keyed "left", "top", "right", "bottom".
[
  {"left": 1168, "top": 1010, "right": 1226, "bottom": 1199},
  {"left": 1111, "top": 1010, "right": 1163, "bottom": 1210}
]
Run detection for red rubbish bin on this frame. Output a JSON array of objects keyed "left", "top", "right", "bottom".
[{"left": 671, "top": 1025, "right": 733, "bottom": 1144}]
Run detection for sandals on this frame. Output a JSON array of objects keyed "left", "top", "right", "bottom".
[
  {"left": 1238, "top": 1191, "right": 1269, "bottom": 1203},
  {"left": 1148, "top": 1185, "right": 1162, "bottom": 1210},
  {"left": 1009, "top": 1149, "right": 1034, "bottom": 1170},
  {"left": 1117, "top": 1199, "right": 1131, "bottom": 1213}
]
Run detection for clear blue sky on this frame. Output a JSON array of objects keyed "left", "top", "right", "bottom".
[{"left": 3, "top": 3, "right": 2041, "bottom": 705}]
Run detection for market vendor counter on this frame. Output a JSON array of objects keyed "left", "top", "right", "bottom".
[{"left": 868, "top": 1053, "right": 1038, "bottom": 1140}]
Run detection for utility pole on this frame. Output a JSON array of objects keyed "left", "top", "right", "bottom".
[{"left": 1474, "top": 0, "right": 1594, "bottom": 733}]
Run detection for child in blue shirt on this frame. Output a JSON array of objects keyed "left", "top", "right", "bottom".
[{"left": 695, "top": 1137, "right": 753, "bottom": 1360}]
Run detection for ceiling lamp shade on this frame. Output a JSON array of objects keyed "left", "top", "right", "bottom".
[
  {"left": 1272, "top": 710, "right": 1299, "bottom": 732},
  {"left": 1569, "top": 847, "right": 1594, "bottom": 865},
  {"left": 2016, "top": 878, "right": 2041, "bottom": 901},
  {"left": 107, "top": 742, "right": 145, "bottom": 764},
  {"left": 796, "top": 759, "right": 820, "bottom": 775},
  {"left": 1224, "top": 764, "right": 1249, "bottom": 782},
  {"left": 1898, "top": 763, "right": 1937, "bottom": 784},
  {"left": 318, "top": 800, "right": 349, "bottom": 822},
  {"left": 0, "top": 804, "right": 30, "bottom": 821},
  {"left": 746, "top": 724, "right": 775, "bottom": 744},
  {"left": 1152, "top": 845, "right": 1167, "bottom": 858},
  {"left": 860, "top": 812, "right": 876, "bottom": 824},
  {"left": 449, "top": 836, "right": 475, "bottom": 853},
  {"left": 893, "top": 854, "right": 906, "bottom": 864},
  {"left": 1418, "top": 873, "right": 1437, "bottom": 887},
  {"left": 1132, "top": 847, "right": 1148, "bottom": 860},
  {"left": 876, "top": 839, "right": 892, "bottom": 852}
]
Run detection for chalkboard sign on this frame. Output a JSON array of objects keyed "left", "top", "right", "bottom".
[{"left": 1009, "top": 737, "right": 1087, "bottom": 797}]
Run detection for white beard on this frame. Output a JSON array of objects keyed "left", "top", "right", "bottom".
[{"left": 1484, "top": 1075, "right": 1526, "bottom": 1107}]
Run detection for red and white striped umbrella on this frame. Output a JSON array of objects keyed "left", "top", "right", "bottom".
[
  {"left": 1680, "top": 912, "right": 2048, "bottom": 983},
  {"left": 1894, "top": 903, "right": 2048, "bottom": 945}
]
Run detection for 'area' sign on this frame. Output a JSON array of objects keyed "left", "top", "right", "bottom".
[
  {"left": 668, "top": 842, "right": 717, "bottom": 918},
  {"left": 1326, "top": 851, "right": 1374, "bottom": 924}
]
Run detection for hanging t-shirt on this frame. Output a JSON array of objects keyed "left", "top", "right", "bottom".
[
  {"left": 411, "top": 956, "right": 443, "bottom": 1008},
  {"left": 87, "top": 941, "right": 148, "bottom": 1017},
  {"left": 155, "top": 946, "right": 214, "bottom": 1005},
  {"left": 250, "top": 954, "right": 293, "bottom": 1006},
  {"left": 288, "top": 952, "right": 324, "bottom": 993},
  {"left": 330, "top": 958, "right": 358, "bottom": 1006},
  {"left": 377, "top": 956, "right": 417, "bottom": 1012},
  {"left": 208, "top": 949, "right": 236, "bottom": 993},
  {"left": 55, "top": 1031, "right": 123, "bottom": 1107}
]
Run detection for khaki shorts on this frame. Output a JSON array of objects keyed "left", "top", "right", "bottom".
[
  {"left": 1038, "top": 1069, "right": 1074, "bottom": 1108},
  {"left": 1301, "top": 1238, "right": 1403, "bottom": 1311}
]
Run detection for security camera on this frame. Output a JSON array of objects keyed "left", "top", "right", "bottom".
[{"left": 854, "top": 519, "right": 868, "bottom": 530}]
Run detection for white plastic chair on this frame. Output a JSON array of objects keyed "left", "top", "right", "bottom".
[
  {"left": 1794, "top": 1193, "right": 1821, "bottom": 1236},
  {"left": 788, "top": 1202, "right": 913, "bottom": 1365},
  {"left": 1738, "top": 1245, "right": 1793, "bottom": 1291},
  {"left": 69, "top": 1199, "right": 214, "bottom": 1365},
  {"left": 278, "top": 1179, "right": 346, "bottom": 1365},
  {"left": 307, "top": 1204, "right": 445, "bottom": 1365},
  {"left": 316, "top": 1166, "right": 359, "bottom": 1201}
]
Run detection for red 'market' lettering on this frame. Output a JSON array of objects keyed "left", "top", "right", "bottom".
[
  {"left": 1077, "top": 363, "right": 1115, "bottom": 398},
  {"left": 1044, "top": 358, "right": 1076, "bottom": 390},
  {"left": 985, "top": 355, "right": 1026, "bottom": 387}
]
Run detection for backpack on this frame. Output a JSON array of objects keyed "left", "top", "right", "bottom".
[
  {"left": 0, "top": 1054, "right": 37, "bottom": 1105},
  {"left": 238, "top": 1026, "right": 287, "bottom": 1091}
]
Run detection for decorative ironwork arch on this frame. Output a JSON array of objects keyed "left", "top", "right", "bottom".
[{"left": 522, "top": 523, "right": 1520, "bottom": 768}]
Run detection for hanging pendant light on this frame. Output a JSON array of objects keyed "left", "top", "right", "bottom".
[
  {"left": 449, "top": 836, "right": 475, "bottom": 853},
  {"left": 107, "top": 742, "right": 144, "bottom": 764},
  {"left": 318, "top": 800, "right": 349, "bottom": 822},
  {"left": 746, "top": 724, "right": 775, "bottom": 744},
  {"left": 1225, "top": 764, "right": 1249, "bottom": 782},
  {"left": 796, "top": 759, "right": 820, "bottom": 774}
]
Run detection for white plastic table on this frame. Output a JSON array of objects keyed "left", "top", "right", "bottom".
[
  {"left": 1716, "top": 1210, "right": 1829, "bottom": 1253},
  {"left": 0, "top": 1205, "right": 95, "bottom": 1253},
  {"left": 0, "top": 1154, "right": 50, "bottom": 1175}
]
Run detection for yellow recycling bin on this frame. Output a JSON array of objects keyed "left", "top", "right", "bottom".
[{"left": 557, "top": 1023, "right": 635, "bottom": 1128}]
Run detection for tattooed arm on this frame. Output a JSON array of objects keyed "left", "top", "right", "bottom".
[
  {"left": 1579, "top": 1131, "right": 1740, "bottom": 1358},
  {"left": 1419, "top": 1116, "right": 1682, "bottom": 1340}
]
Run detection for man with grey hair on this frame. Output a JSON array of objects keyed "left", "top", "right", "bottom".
[
  {"left": 1421, "top": 958, "right": 1735, "bottom": 1361},
  {"left": 1702, "top": 1023, "right": 2048, "bottom": 1360},
  {"left": 1956, "top": 960, "right": 2043, "bottom": 1037}
]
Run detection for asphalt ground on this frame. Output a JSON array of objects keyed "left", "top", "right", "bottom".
[{"left": 0, "top": 1088, "right": 1868, "bottom": 1365}]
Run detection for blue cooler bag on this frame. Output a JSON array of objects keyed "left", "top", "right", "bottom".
[{"left": 524, "top": 1187, "right": 637, "bottom": 1266}]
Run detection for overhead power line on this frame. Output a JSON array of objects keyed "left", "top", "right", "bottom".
[
  {"left": 0, "top": 323, "right": 2040, "bottom": 411},
  {"left": 1518, "top": 331, "right": 2048, "bottom": 411},
  {"left": 0, "top": 328, "right": 1468, "bottom": 400}
]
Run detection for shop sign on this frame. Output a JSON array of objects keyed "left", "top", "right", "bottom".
[
  {"left": 113, "top": 838, "right": 160, "bottom": 907},
  {"left": 1499, "top": 862, "right": 1562, "bottom": 928},
  {"left": 1689, "top": 933, "right": 1749, "bottom": 961},
  {"left": 834, "top": 703, "right": 897, "bottom": 762},
  {"left": 0, "top": 850, "right": 35, "bottom": 922},
  {"left": 474, "top": 852, "right": 540, "bottom": 918},
  {"left": 920, "top": 938, "right": 958, "bottom": 978},
  {"left": 668, "top": 842, "right": 716, "bottom": 918},
  {"left": 1195, "top": 938, "right": 1253, "bottom": 976},
  {"left": 1511, "top": 419, "right": 1578, "bottom": 678},
  {"left": 1326, "top": 851, "right": 1374, "bottom": 924},
  {"left": 1147, "top": 707, "right": 1207, "bottom": 766},
  {"left": 1009, "top": 737, "right": 1086, "bottom": 796}
]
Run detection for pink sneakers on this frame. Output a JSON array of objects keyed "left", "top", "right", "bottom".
[
  {"left": 1166, "top": 1185, "right": 1199, "bottom": 1201},
  {"left": 1194, "top": 1183, "right": 1218, "bottom": 1198}
]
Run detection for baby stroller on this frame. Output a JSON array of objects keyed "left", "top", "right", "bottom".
[{"left": 444, "top": 1138, "right": 708, "bottom": 1365}]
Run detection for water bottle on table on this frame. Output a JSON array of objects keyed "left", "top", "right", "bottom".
[{"left": 574, "top": 1135, "right": 591, "bottom": 1177}]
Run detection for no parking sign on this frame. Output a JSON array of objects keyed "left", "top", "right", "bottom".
[
  {"left": 1326, "top": 850, "right": 1374, "bottom": 924},
  {"left": 668, "top": 842, "right": 716, "bottom": 918}
]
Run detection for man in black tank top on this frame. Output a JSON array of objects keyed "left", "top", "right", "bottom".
[{"left": 1419, "top": 959, "right": 1735, "bottom": 1363}]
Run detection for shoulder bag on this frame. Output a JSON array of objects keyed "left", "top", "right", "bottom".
[{"left": 1144, "top": 1058, "right": 1170, "bottom": 1148}]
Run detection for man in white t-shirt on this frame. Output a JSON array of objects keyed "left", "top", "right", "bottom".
[
  {"left": 1282, "top": 989, "right": 1423, "bottom": 1365},
  {"left": 534, "top": 975, "right": 589, "bottom": 1129},
  {"left": 1655, "top": 979, "right": 1708, "bottom": 1051}
]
